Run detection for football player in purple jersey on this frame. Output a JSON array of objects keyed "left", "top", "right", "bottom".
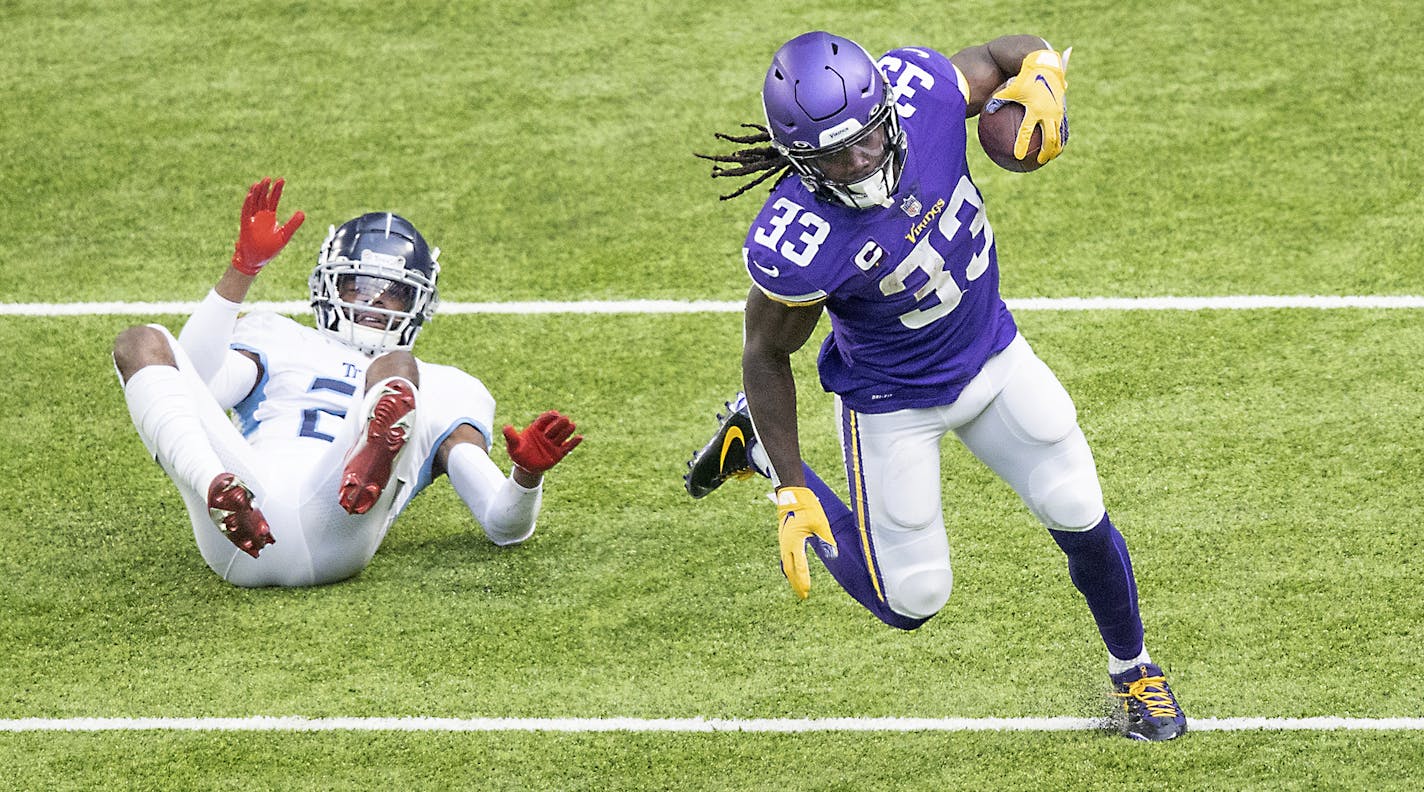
[
  {"left": 113, "top": 178, "right": 581, "bottom": 587},
  {"left": 685, "top": 32, "right": 1186, "bottom": 741}
]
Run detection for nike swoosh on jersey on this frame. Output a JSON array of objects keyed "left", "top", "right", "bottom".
[
  {"left": 719, "top": 427, "right": 745, "bottom": 468},
  {"left": 753, "top": 261, "right": 780, "bottom": 278}
]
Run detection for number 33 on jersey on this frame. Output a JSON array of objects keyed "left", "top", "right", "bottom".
[
  {"left": 748, "top": 176, "right": 993, "bottom": 330},
  {"left": 741, "top": 45, "right": 1020, "bottom": 413}
]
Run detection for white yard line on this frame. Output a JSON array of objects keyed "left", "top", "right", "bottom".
[
  {"left": 3, "top": 716, "right": 1423, "bottom": 733},
  {"left": 6, "top": 293, "right": 1421, "bottom": 738},
  {"left": 1, "top": 295, "right": 1423, "bottom": 317}
]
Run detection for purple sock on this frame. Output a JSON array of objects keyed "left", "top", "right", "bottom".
[
  {"left": 1048, "top": 514, "right": 1145, "bottom": 660},
  {"left": 801, "top": 465, "right": 929, "bottom": 631}
]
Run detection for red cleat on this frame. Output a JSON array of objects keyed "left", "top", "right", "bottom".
[
  {"left": 339, "top": 379, "right": 417, "bottom": 515},
  {"left": 207, "top": 473, "right": 275, "bottom": 558}
]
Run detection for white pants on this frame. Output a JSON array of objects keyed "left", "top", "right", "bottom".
[
  {"left": 137, "top": 327, "right": 427, "bottom": 587},
  {"left": 835, "top": 333, "right": 1106, "bottom": 619}
]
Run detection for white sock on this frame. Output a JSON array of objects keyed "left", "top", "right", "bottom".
[
  {"left": 1108, "top": 647, "right": 1153, "bottom": 676},
  {"left": 124, "top": 365, "right": 225, "bottom": 496},
  {"left": 748, "top": 438, "right": 772, "bottom": 478}
]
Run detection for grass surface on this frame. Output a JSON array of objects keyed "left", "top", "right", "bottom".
[
  {"left": 2, "top": 0, "right": 1422, "bottom": 789},
  {"left": 5, "top": 732, "right": 1424, "bottom": 791},
  {"left": 3, "top": 311, "right": 1423, "bottom": 788}
]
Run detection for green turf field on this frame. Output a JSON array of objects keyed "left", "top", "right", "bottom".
[{"left": 3, "top": 0, "right": 1423, "bottom": 789}]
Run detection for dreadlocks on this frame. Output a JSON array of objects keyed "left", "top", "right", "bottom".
[{"left": 694, "top": 123, "right": 793, "bottom": 201}]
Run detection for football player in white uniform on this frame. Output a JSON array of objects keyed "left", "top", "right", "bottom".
[{"left": 113, "top": 178, "right": 581, "bottom": 587}]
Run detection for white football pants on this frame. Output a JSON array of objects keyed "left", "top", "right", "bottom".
[
  {"left": 130, "top": 326, "right": 428, "bottom": 587},
  {"left": 835, "top": 333, "right": 1106, "bottom": 619}
]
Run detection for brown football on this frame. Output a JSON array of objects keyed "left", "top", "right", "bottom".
[{"left": 977, "top": 97, "right": 1043, "bottom": 173}]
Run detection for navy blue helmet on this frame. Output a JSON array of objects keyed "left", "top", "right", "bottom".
[{"left": 310, "top": 212, "right": 441, "bottom": 355}]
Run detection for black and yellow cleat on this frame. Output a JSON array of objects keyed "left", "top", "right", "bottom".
[{"left": 684, "top": 392, "right": 758, "bottom": 498}]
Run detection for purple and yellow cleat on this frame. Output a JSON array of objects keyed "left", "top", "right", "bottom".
[{"left": 1111, "top": 663, "right": 1187, "bottom": 741}]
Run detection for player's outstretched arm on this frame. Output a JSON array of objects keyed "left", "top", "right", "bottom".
[
  {"left": 439, "top": 414, "right": 581, "bottom": 546},
  {"left": 741, "top": 287, "right": 836, "bottom": 599},
  {"left": 502, "top": 410, "right": 582, "bottom": 486},
  {"left": 741, "top": 287, "right": 821, "bottom": 488},
  {"left": 178, "top": 178, "right": 301, "bottom": 385}
]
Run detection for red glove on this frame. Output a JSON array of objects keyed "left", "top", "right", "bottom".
[
  {"left": 231, "top": 177, "right": 305, "bottom": 276},
  {"left": 502, "top": 410, "right": 583, "bottom": 474}
]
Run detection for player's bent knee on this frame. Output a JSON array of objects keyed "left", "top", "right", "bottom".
[
  {"left": 112, "top": 324, "right": 166, "bottom": 360},
  {"left": 1036, "top": 476, "right": 1106, "bottom": 531},
  {"left": 113, "top": 324, "right": 177, "bottom": 381},
  {"left": 887, "top": 567, "right": 952, "bottom": 619},
  {"left": 366, "top": 350, "right": 419, "bottom": 388}
]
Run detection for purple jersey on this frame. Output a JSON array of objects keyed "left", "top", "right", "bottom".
[{"left": 744, "top": 46, "right": 1018, "bottom": 413}]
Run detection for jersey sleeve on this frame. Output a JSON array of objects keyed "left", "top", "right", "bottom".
[
  {"left": 743, "top": 245, "right": 827, "bottom": 306},
  {"left": 879, "top": 46, "right": 970, "bottom": 117},
  {"left": 414, "top": 360, "right": 496, "bottom": 446}
]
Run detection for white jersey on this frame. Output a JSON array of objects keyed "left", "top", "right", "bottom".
[
  {"left": 197, "top": 311, "right": 501, "bottom": 584},
  {"left": 228, "top": 312, "right": 495, "bottom": 508},
  {"left": 130, "top": 311, "right": 524, "bottom": 587}
]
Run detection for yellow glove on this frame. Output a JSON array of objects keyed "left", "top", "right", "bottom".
[
  {"left": 988, "top": 47, "right": 1072, "bottom": 164},
  {"left": 775, "top": 486, "right": 837, "bottom": 600}
]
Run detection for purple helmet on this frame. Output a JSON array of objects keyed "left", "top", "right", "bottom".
[{"left": 761, "top": 31, "right": 905, "bottom": 208}]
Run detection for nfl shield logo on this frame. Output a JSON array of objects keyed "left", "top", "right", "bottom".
[{"left": 900, "top": 194, "right": 922, "bottom": 218}]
